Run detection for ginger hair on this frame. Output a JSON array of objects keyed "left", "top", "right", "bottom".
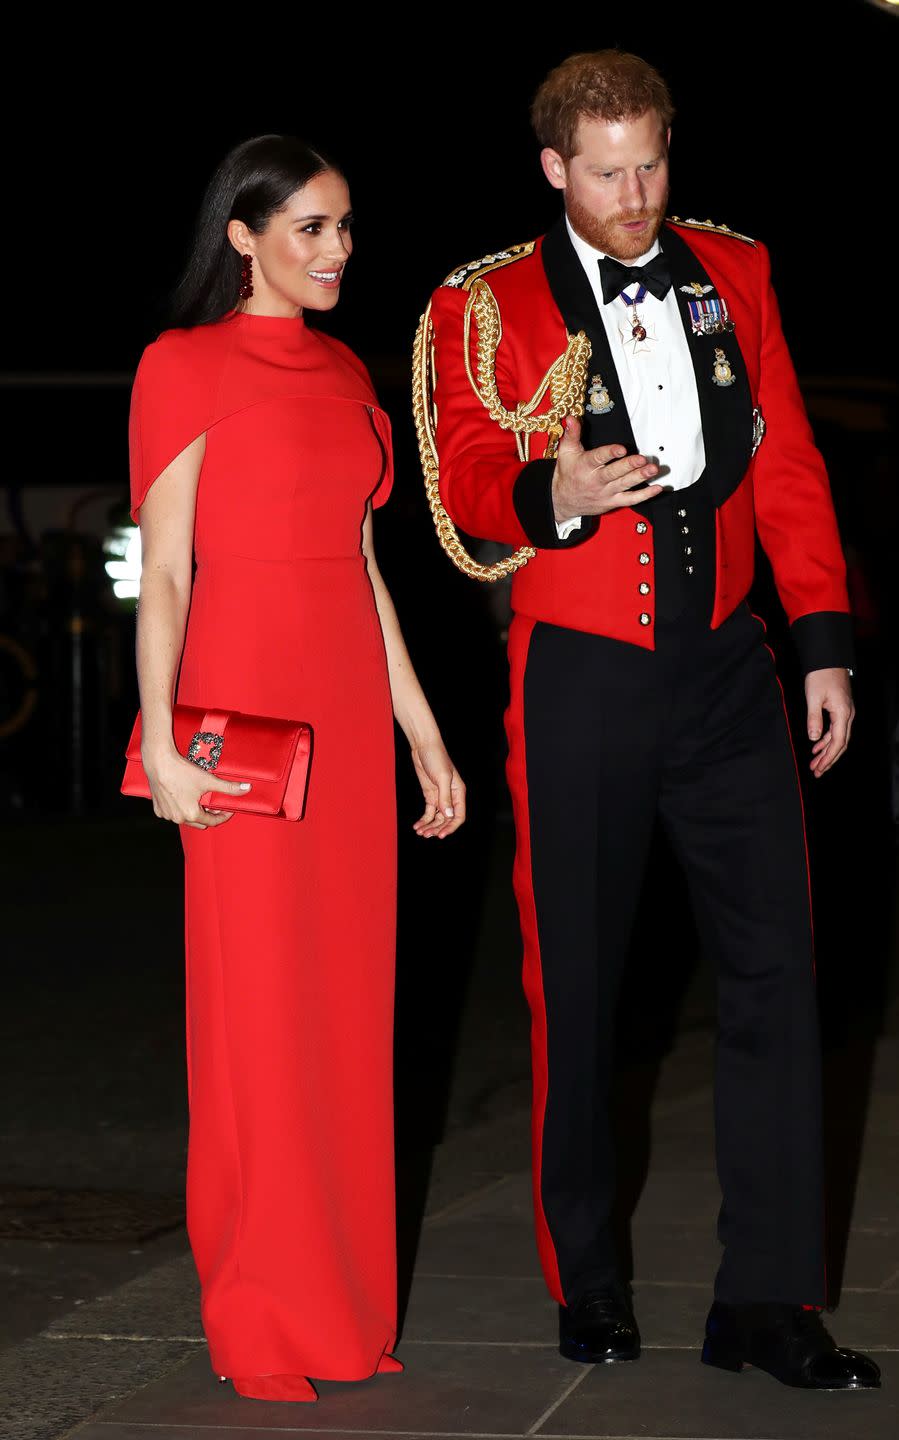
[{"left": 531, "top": 50, "right": 674, "bottom": 160}]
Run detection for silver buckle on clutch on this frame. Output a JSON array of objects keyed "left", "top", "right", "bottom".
[{"left": 188, "top": 731, "right": 224, "bottom": 771}]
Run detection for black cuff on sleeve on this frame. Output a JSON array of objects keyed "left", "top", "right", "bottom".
[
  {"left": 512, "top": 458, "right": 598, "bottom": 550},
  {"left": 790, "top": 611, "right": 856, "bottom": 675}
]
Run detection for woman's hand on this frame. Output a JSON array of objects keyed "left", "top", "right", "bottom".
[
  {"left": 142, "top": 745, "right": 251, "bottom": 830},
  {"left": 410, "top": 739, "right": 466, "bottom": 839},
  {"left": 359, "top": 505, "right": 465, "bottom": 840}
]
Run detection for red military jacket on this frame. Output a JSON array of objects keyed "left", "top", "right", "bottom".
[{"left": 427, "top": 216, "right": 852, "bottom": 672}]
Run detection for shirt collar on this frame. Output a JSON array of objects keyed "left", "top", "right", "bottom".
[{"left": 564, "top": 212, "right": 661, "bottom": 277}]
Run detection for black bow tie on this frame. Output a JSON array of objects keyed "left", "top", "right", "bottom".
[{"left": 599, "top": 252, "right": 673, "bottom": 304}]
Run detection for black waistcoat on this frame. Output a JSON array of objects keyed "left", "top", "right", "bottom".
[{"left": 540, "top": 217, "right": 753, "bottom": 623}]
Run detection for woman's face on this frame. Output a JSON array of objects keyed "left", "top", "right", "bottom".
[{"left": 233, "top": 170, "right": 353, "bottom": 316}]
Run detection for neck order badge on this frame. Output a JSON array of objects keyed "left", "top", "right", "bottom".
[{"left": 618, "top": 287, "right": 658, "bottom": 355}]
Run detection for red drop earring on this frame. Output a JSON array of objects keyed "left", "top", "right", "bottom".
[{"left": 238, "top": 254, "right": 254, "bottom": 301}]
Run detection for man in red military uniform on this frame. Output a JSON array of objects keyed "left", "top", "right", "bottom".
[{"left": 418, "top": 50, "right": 880, "bottom": 1390}]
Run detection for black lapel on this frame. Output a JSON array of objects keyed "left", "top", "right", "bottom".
[
  {"left": 540, "top": 216, "right": 638, "bottom": 458},
  {"left": 660, "top": 224, "right": 754, "bottom": 506}
]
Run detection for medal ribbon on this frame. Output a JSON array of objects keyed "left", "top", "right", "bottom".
[
  {"left": 618, "top": 284, "right": 648, "bottom": 310},
  {"left": 687, "top": 296, "right": 731, "bottom": 334},
  {"left": 619, "top": 285, "right": 649, "bottom": 341}
]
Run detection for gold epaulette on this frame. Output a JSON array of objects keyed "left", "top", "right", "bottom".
[
  {"left": 442, "top": 241, "right": 536, "bottom": 291},
  {"left": 668, "top": 216, "right": 756, "bottom": 247}
]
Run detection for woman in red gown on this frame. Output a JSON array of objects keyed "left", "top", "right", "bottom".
[{"left": 130, "top": 136, "right": 465, "bottom": 1404}]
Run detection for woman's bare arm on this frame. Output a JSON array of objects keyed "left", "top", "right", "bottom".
[
  {"left": 362, "top": 505, "right": 465, "bottom": 838},
  {"left": 136, "top": 435, "right": 250, "bottom": 828}
]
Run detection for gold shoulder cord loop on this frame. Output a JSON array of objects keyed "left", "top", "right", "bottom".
[
  {"left": 412, "top": 302, "right": 523, "bottom": 582},
  {"left": 412, "top": 280, "right": 592, "bottom": 583}
]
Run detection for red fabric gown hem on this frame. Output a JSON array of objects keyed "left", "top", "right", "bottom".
[{"left": 209, "top": 1332, "right": 400, "bottom": 1385}]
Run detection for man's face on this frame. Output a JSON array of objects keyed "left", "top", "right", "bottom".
[{"left": 541, "top": 109, "right": 670, "bottom": 260}]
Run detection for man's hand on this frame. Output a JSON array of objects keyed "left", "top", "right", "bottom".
[
  {"left": 805, "top": 667, "right": 854, "bottom": 778},
  {"left": 552, "top": 416, "right": 664, "bottom": 524}
]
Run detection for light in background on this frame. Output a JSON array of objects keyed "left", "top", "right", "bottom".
[{"left": 104, "top": 525, "right": 142, "bottom": 601}]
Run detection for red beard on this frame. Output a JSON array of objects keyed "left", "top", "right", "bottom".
[{"left": 566, "top": 191, "right": 668, "bottom": 260}]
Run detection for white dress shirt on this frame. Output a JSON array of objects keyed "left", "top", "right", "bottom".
[{"left": 557, "top": 216, "right": 706, "bottom": 537}]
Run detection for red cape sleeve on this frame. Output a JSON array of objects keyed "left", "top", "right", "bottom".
[
  {"left": 370, "top": 408, "right": 394, "bottom": 511},
  {"left": 128, "top": 329, "right": 218, "bottom": 523},
  {"left": 316, "top": 332, "right": 393, "bottom": 509}
]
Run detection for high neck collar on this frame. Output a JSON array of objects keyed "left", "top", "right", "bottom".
[{"left": 225, "top": 308, "right": 307, "bottom": 335}]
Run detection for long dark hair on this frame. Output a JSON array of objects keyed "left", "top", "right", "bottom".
[{"left": 169, "top": 135, "right": 340, "bottom": 328}]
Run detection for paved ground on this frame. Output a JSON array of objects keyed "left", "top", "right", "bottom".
[
  {"left": 3, "top": 1015, "right": 899, "bottom": 1440},
  {"left": 1, "top": 794, "right": 897, "bottom": 1440}
]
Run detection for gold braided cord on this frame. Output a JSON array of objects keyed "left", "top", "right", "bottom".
[
  {"left": 413, "top": 304, "right": 532, "bottom": 581},
  {"left": 412, "top": 286, "right": 592, "bottom": 583},
  {"left": 463, "top": 281, "right": 591, "bottom": 455}
]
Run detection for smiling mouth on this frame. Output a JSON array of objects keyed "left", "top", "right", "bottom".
[{"left": 308, "top": 268, "right": 343, "bottom": 285}]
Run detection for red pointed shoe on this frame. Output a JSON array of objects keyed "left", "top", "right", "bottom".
[
  {"left": 230, "top": 1374, "right": 318, "bottom": 1402},
  {"left": 377, "top": 1353, "right": 404, "bottom": 1374}
]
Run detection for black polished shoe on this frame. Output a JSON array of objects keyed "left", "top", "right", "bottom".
[
  {"left": 559, "top": 1285, "right": 640, "bottom": 1364},
  {"left": 701, "top": 1302, "right": 881, "bottom": 1390}
]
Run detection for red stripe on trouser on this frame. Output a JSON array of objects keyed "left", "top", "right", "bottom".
[
  {"left": 504, "top": 615, "right": 564, "bottom": 1304},
  {"left": 754, "top": 612, "right": 827, "bottom": 1309}
]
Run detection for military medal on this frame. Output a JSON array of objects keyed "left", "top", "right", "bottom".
[
  {"left": 617, "top": 285, "right": 657, "bottom": 354},
  {"left": 687, "top": 294, "right": 734, "bottom": 337},
  {"left": 586, "top": 374, "right": 614, "bottom": 414},
  {"left": 712, "top": 348, "right": 735, "bottom": 387}
]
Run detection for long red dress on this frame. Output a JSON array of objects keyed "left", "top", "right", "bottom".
[{"left": 128, "top": 311, "right": 397, "bottom": 1382}]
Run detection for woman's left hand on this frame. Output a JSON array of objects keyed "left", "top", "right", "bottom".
[{"left": 410, "top": 740, "right": 466, "bottom": 839}]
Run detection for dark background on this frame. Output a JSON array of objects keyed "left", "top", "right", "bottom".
[
  {"left": 0, "top": 0, "right": 896, "bottom": 1345},
  {"left": 4, "top": 0, "right": 897, "bottom": 796},
  {"left": 4, "top": 1, "right": 897, "bottom": 371},
  {"left": 5, "top": 2, "right": 898, "bottom": 371}
]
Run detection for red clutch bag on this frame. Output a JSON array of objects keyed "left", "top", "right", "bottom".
[{"left": 121, "top": 706, "right": 313, "bottom": 821}]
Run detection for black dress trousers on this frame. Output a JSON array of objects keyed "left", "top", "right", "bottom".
[{"left": 516, "top": 601, "right": 825, "bottom": 1308}]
